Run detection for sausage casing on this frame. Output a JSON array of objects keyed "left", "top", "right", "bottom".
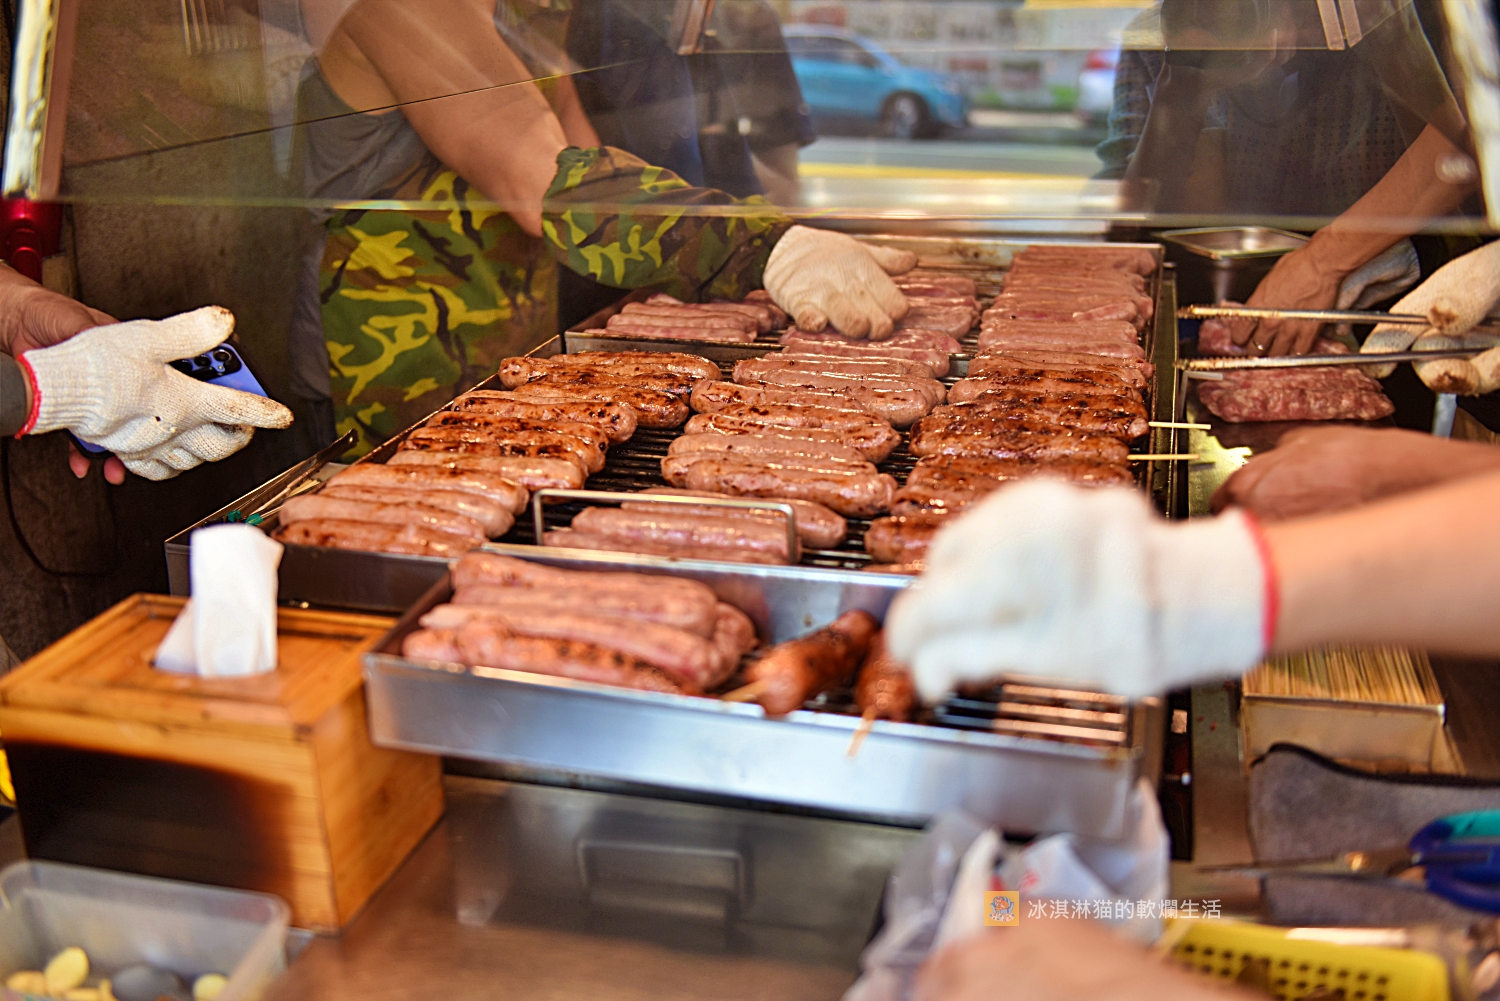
[{"left": 745, "top": 610, "right": 880, "bottom": 715}]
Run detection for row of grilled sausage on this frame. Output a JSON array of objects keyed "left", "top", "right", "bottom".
[{"left": 399, "top": 553, "right": 918, "bottom": 719}]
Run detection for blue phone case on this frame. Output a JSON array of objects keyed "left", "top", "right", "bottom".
[{"left": 72, "top": 342, "right": 268, "bottom": 455}]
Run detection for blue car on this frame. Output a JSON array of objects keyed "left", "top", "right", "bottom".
[{"left": 783, "top": 26, "right": 969, "bottom": 139}]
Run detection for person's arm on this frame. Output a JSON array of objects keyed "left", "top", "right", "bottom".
[
  {"left": 1211, "top": 426, "right": 1500, "bottom": 521},
  {"left": 1234, "top": 123, "right": 1480, "bottom": 355},
  {"left": 1119, "top": 63, "right": 1218, "bottom": 209},
  {"left": 1270, "top": 468, "right": 1500, "bottom": 655},
  {"left": 887, "top": 470, "right": 1500, "bottom": 700},
  {"left": 550, "top": 72, "right": 601, "bottom": 149},
  {"left": 331, "top": 0, "right": 571, "bottom": 237}
]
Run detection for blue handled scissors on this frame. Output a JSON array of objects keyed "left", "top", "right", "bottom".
[{"left": 1204, "top": 809, "right": 1500, "bottom": 914}]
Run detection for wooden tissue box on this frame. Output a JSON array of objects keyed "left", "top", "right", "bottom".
[{"left": 0, "top": 595, "right": 444, "bottom": 931}]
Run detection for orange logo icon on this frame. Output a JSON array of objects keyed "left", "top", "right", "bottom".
[{"left": 984, "top": 890, "right": 1020, "bottom": 926}]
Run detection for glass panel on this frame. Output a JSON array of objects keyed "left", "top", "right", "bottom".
[{"left": 6, "top": 0, "right": 1495, "bottom": 234}]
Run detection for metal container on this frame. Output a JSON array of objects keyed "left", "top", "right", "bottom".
[
  {"left": 1159, "top": 226, "right": 1307, "bottom": 306},
  {"left": 363, "top": 546, "right": 1163, "bottom": 833}
]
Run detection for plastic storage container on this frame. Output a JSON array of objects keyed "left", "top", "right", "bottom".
[{"left": 0, "top": 861, "right": 289, "bottom": 1001}]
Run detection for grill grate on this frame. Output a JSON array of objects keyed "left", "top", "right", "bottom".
[
  {"left": 803, "top": 679, "right": 1131, "bottom": 745},
  {"left": 520, "top": 260, "right": 1158, "bottom": 571}
]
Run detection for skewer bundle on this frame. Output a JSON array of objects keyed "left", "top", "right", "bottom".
[{"left": 1243, "top": 646, "right": 1442, "bottom": 706}]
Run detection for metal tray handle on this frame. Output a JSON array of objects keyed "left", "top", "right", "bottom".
[{"left": 530, "top": 489, "right": 801, "bottom": 564}]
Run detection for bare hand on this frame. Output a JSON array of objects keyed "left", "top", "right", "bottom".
[
  {"left": 0, "top": 283, "right": 116, "bottom": 356},
  {"left": 66, "top": 441, "right": 127, "bottom": 485},
  {"left": 1227, "top": 245, "right": 1345, "bottom": 357},
  {"left": 1212, "top": 426, "right": 1500, "bottom": 521},
  {"left": 915, "top": 918, "right": 1244, "bottom": 1001}
]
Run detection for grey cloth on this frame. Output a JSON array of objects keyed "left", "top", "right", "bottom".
[
  {"left": 0, "top": 353, "right": 29, "bottom": 437},
  {"left": 1249, "top": 745, "right": 1500, "bottom": 925}
]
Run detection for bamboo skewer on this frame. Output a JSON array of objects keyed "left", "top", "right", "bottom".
[
  {"left": 846, "top": 708, "right": 876, "bottom": 758},
  {"left": 721, "top": 680, "right": 768, "bottom": 704},
  {"left": 1149, "top": 421, "right": 1211, "bottom": 430},
  {"left": 1243, "top": 646, "right": 1440, "bottom": 706},
  {"left": 1129, "top": 454, "right": 1200, "bottom": 461}
]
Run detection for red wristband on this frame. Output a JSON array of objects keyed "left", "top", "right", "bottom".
[
  {"left": 14, "top": 353, "right": 39, "bottom": 438},
  {"left": 1240, "top": 509, "right": 1280, "bottom": 651}
]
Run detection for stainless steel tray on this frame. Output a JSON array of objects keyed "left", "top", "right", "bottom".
[{"left": 363, "top": 546, "right": 1162, "bottom": 833}]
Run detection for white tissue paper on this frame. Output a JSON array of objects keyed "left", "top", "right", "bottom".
[{"left": 154, "top": 524, "right": 283, "bottom": 677}]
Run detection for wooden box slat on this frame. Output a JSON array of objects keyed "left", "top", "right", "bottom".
[{"left": 0, "top": 594, "right": 443, "bottom": 931}]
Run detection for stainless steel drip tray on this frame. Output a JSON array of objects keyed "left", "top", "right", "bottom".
[{"left": 363, "top": 548, "right": 1152, "bottom": 836}]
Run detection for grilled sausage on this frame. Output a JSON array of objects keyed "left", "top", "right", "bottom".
[
  {"left": 709, "top": 603, "right": 759, "bottom": 687},
  {"left": 588, "top": 324, "right": 758, "bottom": 344},
  {"left": 274, "top": 518, "right": 476, "bottom": 557},
  {"left": 734, "top": 367, "right": 947, "bottom": 409},
  {"left": 330, "top": 463, "right": 530, "bottom": 513},
  {"left": 899, "top": 272, "right": 978, "bottom": 296},
  {"left": 855, "top": 634, "right": 917, "bottom": 721},
  {"left": 951, "top": 371, "right": 1146, "bottom": 404},
  {"left": 691, "top": 380, "right": 926, "bottom": 428},
  {"left": 937, "top": 392, "right": 1150, "bottom": 440},
  {"left": 684, "top": 412, "right": 902, "bottom": 463},
  {"left": 386, "top": 451, "right": 586, "bottom": 490},
  {"left": 1010, "top": 245, "right": 1157, "bottom": 275},
  {"left": 499, "top": 357, "right": 718, "bottom": 392},
  {"left": 909, "top": 419, "right": 1133, "bottom": 465},
  {"left": 452, "top": 621, "right": 698, "bottom": 695},
  {"left": 1005, "top": 269, "right": 1147, "bottom": 292},
  {"left": 317, "top": 484, "right": 514, "bottom": 537},
  {"left": 524, "top": 368, "right": 701, "bottom": 399},
  {"left": 668, "top": 432, "right": 869, "bottom": 466},
  {"left": 734, "top": 354, "right": 937, "bottom": 381},
  {"left": 278, "top": 494, "right": 487, "bottom": 541},
  {"left": 543, "top": 529, "right": 784, "bottom": 565},
  {"left": 570, "top": 506, "right": 796, "bottom": 562},
  {"left": 507, "top": 381, "right": 691, "bottom": 428},
  {"left": 744, "top": 610, "right": 880, "bottom": 715},
  {"left": 623, "top": 488, "right": 849, "bottom": 550},
  {"left": 452, "top": 553, "right": 719, "bottom": 621},
  {"left": 976, "top": 333, "right": 1149, "bottom": 360},
  {"left": 425, "top": 411, "right": 611, "bottom": 453},
  {"left": 864, "top": 514, "right": 950, "bottom": 564},
  {"left": 780, "top": 327, "right": 954, "bottom": 354},
  {"left": 419, "top": 604, "right": 724, "bottom": 689},
  {"left": 405, "top": 426, "right": 605, "bottom": 474},
  {"left": 402, "top": 628, "right": 463, "bottom": 663},
  {"left": 663, "top": 451, "right": 877, "bottom": 485},
  {"left": 546, "top": 350, "right": 722, "bottom": 381},
  {"left": 894, "top": 453, "right": 1134, "bottom": 518},
  {"left": 450, "top": 392, "right": 638, "bottom": 442},
  {"left": 396, "top": 435, "right": 591, "bottom": 478},
  {"left": 965, "top": 357, "right": 1146, "bottom": 391},
  {"left": 671, "top": 455, "right": 897, "bottom": 518},
  {"left": 978, "top": 318, "right": 1141, "bottom": 345},
  {"left": 895, "top": 311, "right": 974, "bottom": 339},
  {"left": 976, "top": 348, "right": 1153, "bottom": 383},
  {"left": 618, "top": 302, "right": 759, "bottom": 332}
]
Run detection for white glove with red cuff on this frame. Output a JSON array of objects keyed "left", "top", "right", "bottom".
[
  {"left": 885, "top": 481, "right": 1278, "bottom": 701},
  {"left": 1362, "top": 241, "right": 1500, "bottom": 391},
  {"left": 18, "top": 306, "right": 293, "bottom": 481},
  {"left": 762, "top": 226, "right": 917, "bottom": 340}
]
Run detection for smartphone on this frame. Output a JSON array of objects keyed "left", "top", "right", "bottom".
[{"left": 71, "top": 338, "right": 270, "bottom": 456}]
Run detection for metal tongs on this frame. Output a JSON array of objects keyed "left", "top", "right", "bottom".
[{"left": 1180, "top": 303, "right": 1500, "bottom": 333}]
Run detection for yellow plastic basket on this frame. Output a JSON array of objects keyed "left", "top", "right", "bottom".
[{"left": 1169, "top": 919, "right": 1451, "bottom": 1001}]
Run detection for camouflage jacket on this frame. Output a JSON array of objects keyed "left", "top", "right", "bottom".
[{"left": 542, "top": 145, "right": 793, "bottom": 302}]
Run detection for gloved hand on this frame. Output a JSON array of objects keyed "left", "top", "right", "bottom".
[
  {"left": 18, "top": 306, "right": 293, "bottom": 480},
  {"left": 885, "top": 481, "right": 1276, "bottom": 701},
  {"left": 1329, "top": 238, "right": 1421, "bottom": 348},
  {"left": 762, "top": 226, "right": 917, "bottom": 340},
  {"left": 1362, "top": 241, "right": 1500, "bottom": 391}
]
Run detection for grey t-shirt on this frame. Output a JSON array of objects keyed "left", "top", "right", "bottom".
[{"left": 286, "top": 60, "right": 436, "bottom": 407}]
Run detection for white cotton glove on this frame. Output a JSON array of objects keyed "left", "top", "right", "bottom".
[
  {"left": 762, "top": 226, "right": 917, "bottom": 340},
  {"left": 1362, "top": 241, "right": 1500, "bottom": 387},
  {"left": 885, "top": 481, "right": 1275, "bottom": 701},
  {"left": 20, "top": 306, "right": 293, "bottom": 480},
  {"left": 1330, "top": 239, "right": 1420, "bottom": 348}
]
